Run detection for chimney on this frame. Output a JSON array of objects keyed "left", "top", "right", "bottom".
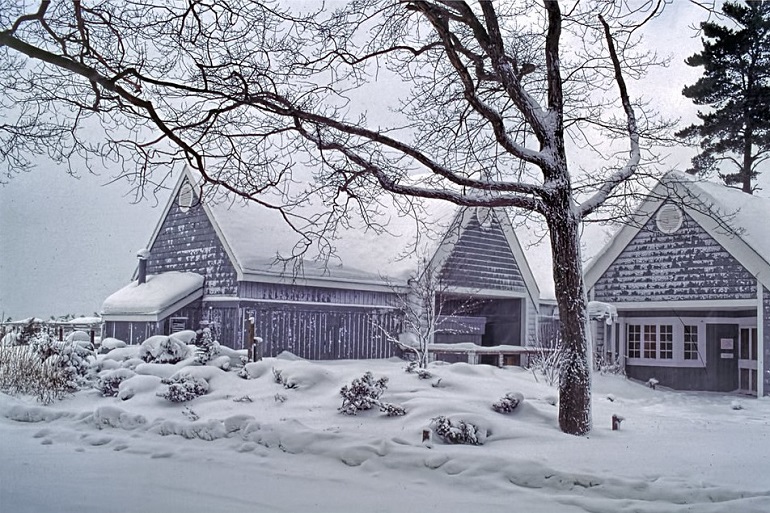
[{"left": 137, "top": 249, "right": 150, "bottom": 285}]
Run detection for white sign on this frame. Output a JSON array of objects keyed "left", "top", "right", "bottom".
[
  {"left": 720, "top": 338, "right": 734, "bottom": 350},
  {"left": 720, "top": 353, "right": 734, "bottom": 359}
]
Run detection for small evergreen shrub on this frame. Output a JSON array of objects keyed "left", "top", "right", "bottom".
[
  {"left": 194, "top": 328, "right": 220, "bottom": 365},
  {"left": 430, "top": 416, "right": 483, "bottom": 445},
  {"left": 157, "top": 374, "right": 209, "bottom": 402},
  {"left": 339, "top": 371, "right": 389, "bottom": 415},
  {"left": 95, "top": 369, "right": 136, "bottom": 397},
  {"left": 492, "top": 392, "right": 524, "bottom": 414}
]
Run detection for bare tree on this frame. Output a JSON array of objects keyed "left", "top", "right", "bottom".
[{"left": 0, "top": 1, "right": 676, "bottom": 435}]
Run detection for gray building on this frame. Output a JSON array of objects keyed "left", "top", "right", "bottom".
[
  {"left": 101, "top": 168, "right": 543, "bottom": 362},
  {"left": 586, "top": 172, "right": 770, "bottom": 397}
]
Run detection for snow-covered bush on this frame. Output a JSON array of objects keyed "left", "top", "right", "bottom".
[
  {"left": 379, "top": 402, "right": 406, "bottom": 417},
  {"left": 272, "top": 367, "right": 298, "bottom": 389},
  {"left": 98, "top": 338, "right": 126, "bottom": 354},
  {"left": 157, "top": 374, "right": 209, "bottom": 403},
  {"left": 194, "top": 328, "right": 220, "bottom": 365},
  {"left": 32, "top": 332, "right": 93, "bottom": 392},
  {"left": 492, "top": 392, "right": 524, "bottom": 414},
  {"left": 430, "top": 416, "right": 484, "bottom": 445},
  {"left": 139, "top": 335, "right": 192, "bottom": 364},
  {"left": 0, "top": 332, "right": 92, "bottom": 404},
  {"left": 528, "top": 344, "right": 562, "bottom": 387},
  {"left": 95, "top": 369, "right": 136, "bottom": 397},
  {"left": 339, "top": 372, "right": 388, "bottom": 415}
]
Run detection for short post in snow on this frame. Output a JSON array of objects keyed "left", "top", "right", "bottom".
[{"left": 611, "top": 414, "right": 624, "bottom": 431}]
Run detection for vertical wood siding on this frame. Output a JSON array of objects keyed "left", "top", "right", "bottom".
[
  {"left": 244, "top": 304, "right": 401, "bottom": 360},
  {"left": 440, "top": 216, "right": 527, "bottom": 291},
  {"left": 764, "top": 287, "right": 770, "bottom": 396},
  {"left": 593, "top": 205, "right": 756, "bottom": 303},
  {"left": 146, "top": 183, "right": 238, "bottom": 296}
]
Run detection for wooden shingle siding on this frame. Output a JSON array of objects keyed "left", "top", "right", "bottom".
[
  {"left": 239, "top": 282, "right": 398, "bottom": 307},
  {"left": 441, "top": 216, "right": 527, "bottom": 291},
  {"left": 147, "top": 188, "right": 238, "bottom": 296},
  {"left": 593, "top": 207, "right": 756, "bottom": 303},
  {"left": 246, "top": 305, "right": 400, "bottom": 360}
]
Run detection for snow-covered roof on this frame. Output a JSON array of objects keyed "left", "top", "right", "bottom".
[
  {"left": 206, "top": 195, "right": 457, "bottom": 285},
  {"left": 585, "top": 171, "right": 770, "bottom": 292},
  {"left": 144, "top": 168, "right": 571, "bottom": 303},
  {"left": 67, "top": 316, "right": 101, "bottom": 324},
  {"left": 101, "top": 272, "right": 204, "bottom": 321}
]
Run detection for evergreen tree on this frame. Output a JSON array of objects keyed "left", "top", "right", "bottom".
[{"left": 677, "top": 1, "right": 770, "bottom": 193}]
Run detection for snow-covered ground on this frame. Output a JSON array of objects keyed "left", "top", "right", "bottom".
[{"left": 2, "top": 348, "right": 770, "bottom": 512}]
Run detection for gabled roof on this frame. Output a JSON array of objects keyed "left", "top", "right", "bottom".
[
  {"left": 101, "top": 272, "right": 204, "bottom": 321},
  {"left": 145, "top": 168, "right": 543, "bottom": 301},
  {"left": 585, "top": 171, "right": 770, "bottom": 291}
]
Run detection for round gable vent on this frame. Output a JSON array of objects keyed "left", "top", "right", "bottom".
[
  {"left": 655, "top": 203, "right": 683, "bottom": 234},
  {"left": 178, "top": 181, "right": 194, "bottom": 213},
  {"left": 475, "top": 207, "right": 494, "bottom": 229}
]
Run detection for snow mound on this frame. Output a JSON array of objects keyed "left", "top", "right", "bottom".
[{"left": 92, "top": 406, "right": 147, "bottom": 430}]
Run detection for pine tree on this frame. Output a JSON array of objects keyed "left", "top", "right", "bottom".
[{"left": 677, "top": 1, "right": 770, "bottom": 193}]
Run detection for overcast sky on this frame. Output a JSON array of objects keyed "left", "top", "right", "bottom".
[{"left": 0, "top": 2, "right": 760, "bottom": 320}]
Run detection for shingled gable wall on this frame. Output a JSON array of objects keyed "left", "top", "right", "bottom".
[
  {"left": 146, "top": 182, "right": 238, "bottom": 297},
  {"left": 592, "top": 205, "right": 756, "bottom": 303},
  {"left": 438, "top": 213, "right": 537, "bottom": 346},
  {"left": 440, "top": 214, "right": 527, "bottom": 291}
]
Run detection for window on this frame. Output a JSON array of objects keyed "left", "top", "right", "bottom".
[
  {"left": 627, "top": 325, "right": 641, "bottom": 358},
  {"left": 643, "top": 325, "right": 657, "bottom": 359},
  {"left": 683, "top": 325, "right": 698, "bottom": 360},
  {"left": 659, "top": 325, "right": 673, "bottom": 359},
  {"left": 624, "top": 319, "right": 705, "bottom": 367}
]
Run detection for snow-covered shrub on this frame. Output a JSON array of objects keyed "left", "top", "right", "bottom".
[
  {"left": 157, "top": 374, "right": 209, "bottom": 403},
  {"left": 139, "top": 335, "right": 192, "bottom": 364},
  {"left": 528, "top": 343, "right": 562, "bottom": 387},
  {"left": 339, "top": 372, "right": 388, "bottom": 415},
  {"left": 99, "top": 338, "right": 126, "bottom": 354},
  {"left": 430, "top": 416, "right": 483, "bottom": 445},
  {"left": 238, "top": 361, "right": 270, "bottom": 380},
  {"left": 492, "top": 392, "right": 524, "bottom": 414},
  {"left": 0, "top": 333, "right": 91, "bottom": 404},
  {"left": 194, "top": 328, "right": 220, "bottom": 365},
  {"left": 596, "top": 353, "right": 625, "bottom": 376},
  {"left": 32, "top": 332, "right": 92, "bottom": 392},
  {"left": 379, "top": 402, "right": 406, "bottom": 417},
  {"left": 95, "top": 369, "right": 136, "bottom": 397},
  {"left": 272, "top": 367, "right": 297, "bottom": 389}
]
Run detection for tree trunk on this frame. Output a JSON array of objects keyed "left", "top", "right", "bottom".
[
  {"left": 548, "top": 202, "right": 592, "bottom": 436},
  {"left": 742, "top": 124, "right": 754, "bottom": 194}
]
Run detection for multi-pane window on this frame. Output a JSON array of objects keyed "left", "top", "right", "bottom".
[
  {"left": 659, "top": 325, "right": 673, "bottom": 359},
  {"left": 625, "top": 320, "right": 704, "bottom": 366},
  {"left": 683, "top": 325, "right": 699, "bottom": 360},
  {"left": 643, "top": 325, "right": 657, "bottom": 359},
  {"left": 627, "top": 325, "right": 641, "bottom": 358}
]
